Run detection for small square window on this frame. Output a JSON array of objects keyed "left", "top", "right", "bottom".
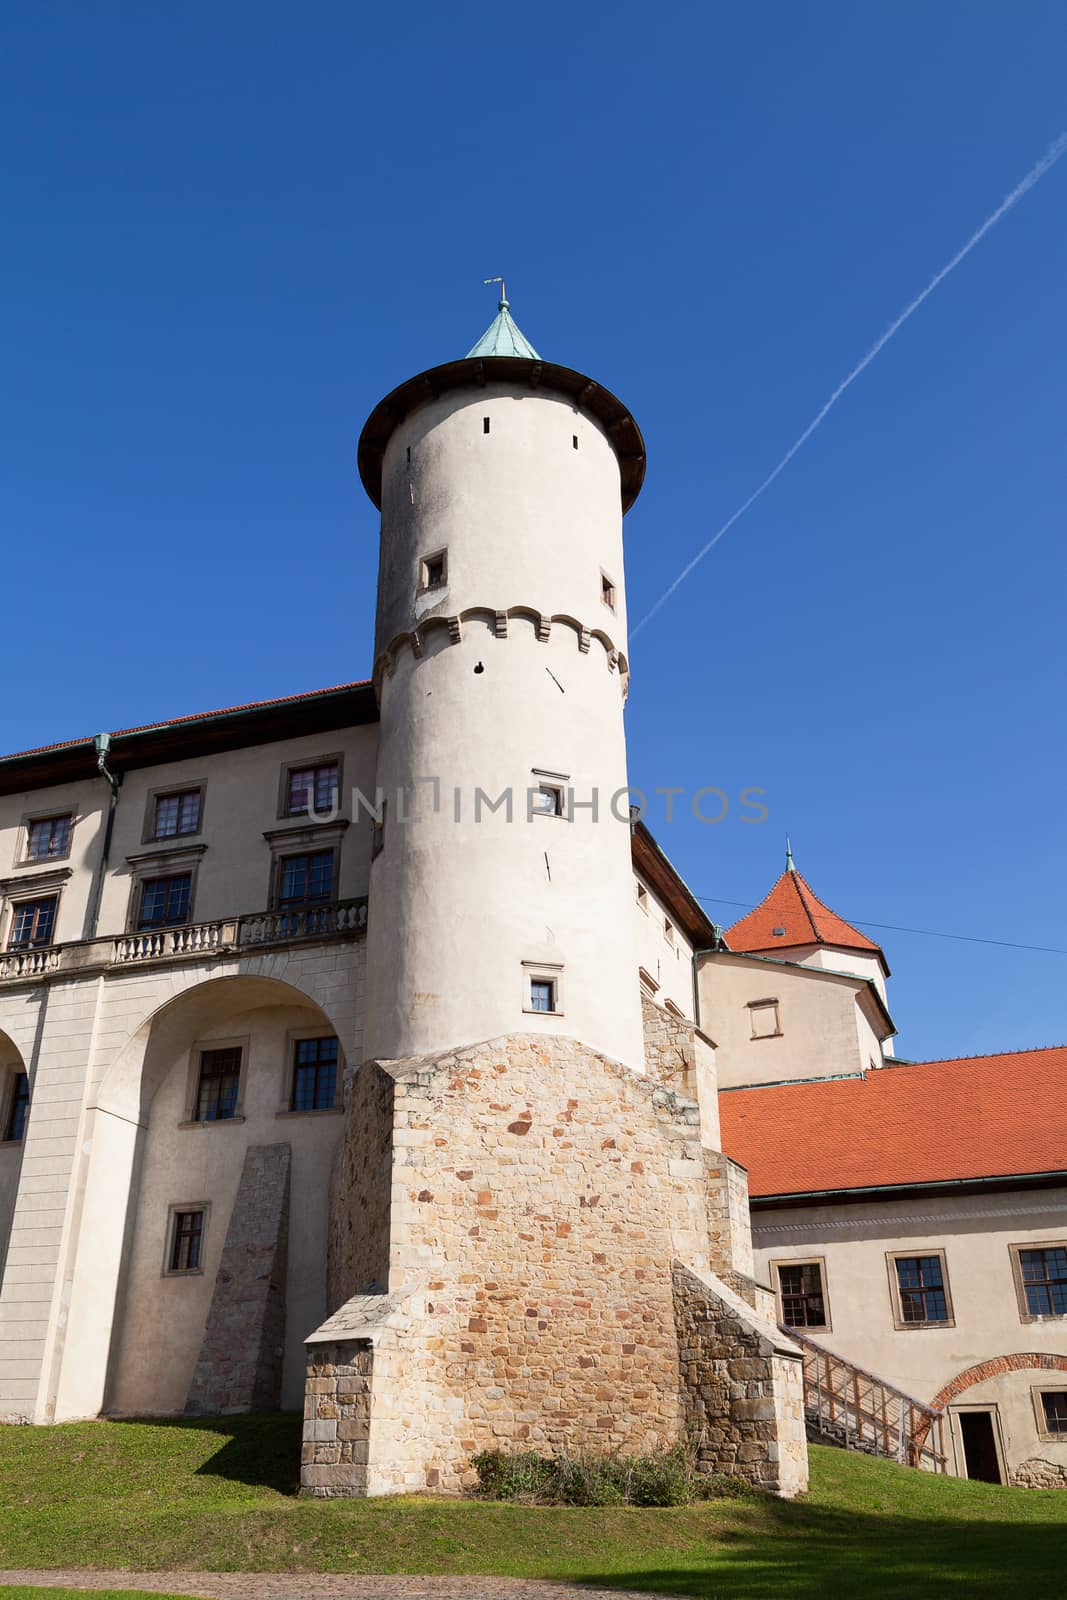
[
  {"left": 291, "top": 1036, "right": 339, "bottom": 1112},
  {"left": 25, "top": 815, "right": 73, "bottom": 862},
  {"left": 601, "top": 572, "right": 617, "bottom": 611},
  {"left": 168, "top": 1208, "right": 205, "bottom": 1273},
  {"left": 138, "top": 874, "right": 191, "bottom": 931},
  {"left": 529, "top": 978, "right": 556, "bottom": 1013},
  {"left": 286, "top": 761, "right": 339, "bottom": 818},
  {"left": 194, "top": 1047, "right": 242, "bottom": 1123},
  {"left": 153, "top": 790, "right": 201, "bottom": 840},
  {"left": 636, "top": 882, "right": 648, "bottom": 912},
  {"left": 420, "top": 550, "right": 448, "bottom": 591},
  {"left": 3, "top": 1072, "right": 29, "bottom": 1143},
  {"left": 664, "top": 918, "right": 674, "bottom": 945},
  {"left": 532, "top": 784, "right": 563, "bottom": 817},
  {"left": 9, "top": 897, "right": 58, "bottom": 950},
  {"left": 749, "top": 999, "right": 781, "bottom": 1039}
]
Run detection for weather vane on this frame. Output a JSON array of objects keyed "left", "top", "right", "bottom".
[{"left": 483, "top": 275, "right": 507, "bottom": 307}]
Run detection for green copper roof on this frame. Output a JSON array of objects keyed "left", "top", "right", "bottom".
[{"left": 466, "top": 298, "right": 540, "bottom": 360}]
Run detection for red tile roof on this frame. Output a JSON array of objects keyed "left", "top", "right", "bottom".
[
  {"left": 719, "top": 1046, "right": 1067, "bottom": 1197},
  {"left": 726, "top": 868, "right": 883, "bottom": 960}
]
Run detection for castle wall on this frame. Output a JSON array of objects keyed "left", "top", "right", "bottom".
[
  {"left": 305, "top": 1031, "right": 806, "bottom": 1497},
  {"left": 641, "top": 993, "right": 719, "bottom": 1148}
]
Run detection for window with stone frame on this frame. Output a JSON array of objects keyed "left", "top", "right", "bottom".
[
  {"left": 290, "top": 1036, "right": 339, "bottom": 1112},
  {"left": 8, "top": 896, "right": 58, "bottom": 949},
  {"left": 137, "top": 874, "right": 191, "bottom": 930},
  {"left": 775, "top": 1260, "right": 829, "bottom": 1329},
  {"left": 276, "top": 849, "right": 335, "bottom": 908},
  {"left": 152, "top": 789, "right": 202, "bottom": 840},
  {"left": 889, "top": 1252, "right": 952, "bottom": 1326},
  {"left": 1014, "top": 1244, "right": 1067, "bottom": 1318},
  {"left": 285, "top": 761, "right": 340, "bottom": 819},
  {"left": 3, "top": 1072, "right": 29, "bottom": 1142},
  {"left": 194, "top": 1047, "right": 242, "bottom": 1123},
  {"left": 25, "top": 814, "right": 73, "bottom": 862},
  {"left": 167, "top": 1208, "right": 205, "bottom": 1273},
  {"left": 1040, "top": 1390, "right": 1067, "bottom": 1435}
]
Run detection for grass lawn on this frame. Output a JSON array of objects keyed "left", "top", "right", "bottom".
[{"left": 2, "top": 1414, "right": 1066, "bottom": 1598}]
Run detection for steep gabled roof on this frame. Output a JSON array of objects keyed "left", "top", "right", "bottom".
[
  {"left": 719, "top": 1045, "right": 1067, "bottom": 1198},
  {"left": 725, "top": 864, "right": 884, "bottom": 963}
]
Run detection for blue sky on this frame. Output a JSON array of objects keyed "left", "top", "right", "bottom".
[{"left": 2, "top": 2, "right": 1065, "bottom": 1059}]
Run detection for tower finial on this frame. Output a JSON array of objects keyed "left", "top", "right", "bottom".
[
  {"left": 785, "top": 835, "right": 796, "bottom": 874},
  {"left": 483, "top": 274, "right": 508, "bottom": 309}
]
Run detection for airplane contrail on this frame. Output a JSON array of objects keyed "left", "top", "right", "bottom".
[{"left": 631, "top": 132, "right": 1067, "bottom": 638}]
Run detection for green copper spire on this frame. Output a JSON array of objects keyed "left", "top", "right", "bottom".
[{"left": 466, "top": 277, "right": 541, "bottom": 360}]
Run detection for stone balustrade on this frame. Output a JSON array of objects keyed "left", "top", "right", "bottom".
[{"left": 0, "top": 897, "right": 368, "bottom": 986}]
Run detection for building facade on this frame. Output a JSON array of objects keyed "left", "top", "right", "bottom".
[
  {"left": 0, "top": 302, "right": 807, "bottom": 1498},
  {"left": 0, "top": 300, "right": 1062, "bottom": 1496},
  {"left": 714, "top": 862, "right": 1067, "bottom": 1489}
]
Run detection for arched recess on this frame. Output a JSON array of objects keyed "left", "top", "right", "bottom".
[
  {"left": 912, "top": 1352, "right": 1067, "bottom": 1445},
  {"left": 56, "top": 969, "right": 346, "bottom": 1422}
]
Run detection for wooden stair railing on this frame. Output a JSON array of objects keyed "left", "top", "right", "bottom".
[{"left": 785, "top": 1326, "right": 947, "bottom": 1472}]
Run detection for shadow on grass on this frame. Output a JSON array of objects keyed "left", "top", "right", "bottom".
[
  {"left": 578, "top": 1496, "right": 1067, "bottom": 1599},
  {"left": 109, "top": 1413, "right": 303, "bottom": 1495}
]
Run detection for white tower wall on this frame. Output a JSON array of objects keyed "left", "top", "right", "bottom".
[{"left": 362, "top": 377, "right": 644, "bottom": 1069}]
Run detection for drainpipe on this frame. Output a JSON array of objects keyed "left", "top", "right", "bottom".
[{"left": 82, "top": 733, "right": 121, "bottom": 942}]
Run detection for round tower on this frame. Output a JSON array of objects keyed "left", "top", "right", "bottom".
[{"left": 359, "top": 297, "right": 646, "bottom": 1069}]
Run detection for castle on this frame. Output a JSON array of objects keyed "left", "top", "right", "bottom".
[{"left": 0, "top": 301, "right": 1063, "bottom": 1495}]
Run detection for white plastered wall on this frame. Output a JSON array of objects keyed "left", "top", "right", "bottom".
[
  {"left": 633, "top": 872, "right": 695, "bottom": 1020},
  {"left": 364, "top": 380, "right": 643, "bottom": 1070},
  {"left": 753, "top": 1187, "right": 1067, "bottom": 1477},
  {"left": 700, "top": 952, "right": 878, "bottom": 1089}
]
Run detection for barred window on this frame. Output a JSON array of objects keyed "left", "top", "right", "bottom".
[
  {"left": 9, "top": 897, "right": 57, "bottom": 949},
  {"left": 169, "top": 1210, "right": 205, "bottom": 1272},
  {"left": 26, "top": 814, "right": 73, "bottom": 861},
  {"left": 1019, "top": 1247, "right": 1067, "bottom": 1317},
  {"left": 529, "top": 978, "right": 555, "bottom": 1013},
  {"left": 153, "top": 790, "right": 201, "bottom": 839},
  {"left": 138, "top": 874, "right": 191, "bottom": 930},
  {"left": 894, "top": 1255, "right": 950, "bottom": 1324},
  {"left": 777, "top": 1262, "right": 828, "bottom": 1329},
  {"left": 194, "top": 1047, "right": 242, "bottom": 1122},
  {"left": 291, "top": 1037, "right": 339, "bottom": 1112}
]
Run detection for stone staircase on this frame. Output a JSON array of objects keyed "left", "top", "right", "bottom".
[{"left": 786, "top": 1327, "right": 948, "bottom": 1471}]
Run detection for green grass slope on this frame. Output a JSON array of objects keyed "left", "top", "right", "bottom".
[{"left": 1, "top": 1414, "right": 1065, "bottom": 1599}]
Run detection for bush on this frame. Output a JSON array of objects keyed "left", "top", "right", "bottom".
[{"left": 471, "top": 1444, "right": 705, "bottom": 1506}]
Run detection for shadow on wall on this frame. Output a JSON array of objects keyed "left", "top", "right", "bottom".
[{"left": 110, "top": 1412, "right": 302, "bottom": 1495}]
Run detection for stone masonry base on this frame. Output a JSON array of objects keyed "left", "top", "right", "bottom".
[{"left": 300, "top": 1033, "right": 807, "bottom": 1499}]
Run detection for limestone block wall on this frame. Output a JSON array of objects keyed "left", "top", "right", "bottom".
[
  {"left": 641, "top": 995, "right": 720, "bottom": 1149},
  {"left": 672, "top": 1262, "right": 807, "bottom": 1495},
  {"left": 305, "top": 1031, "right": 807, "bottom": 1497},
  {"left": 185, "top": 1142, "right": 291, "bottom": 1415}
]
